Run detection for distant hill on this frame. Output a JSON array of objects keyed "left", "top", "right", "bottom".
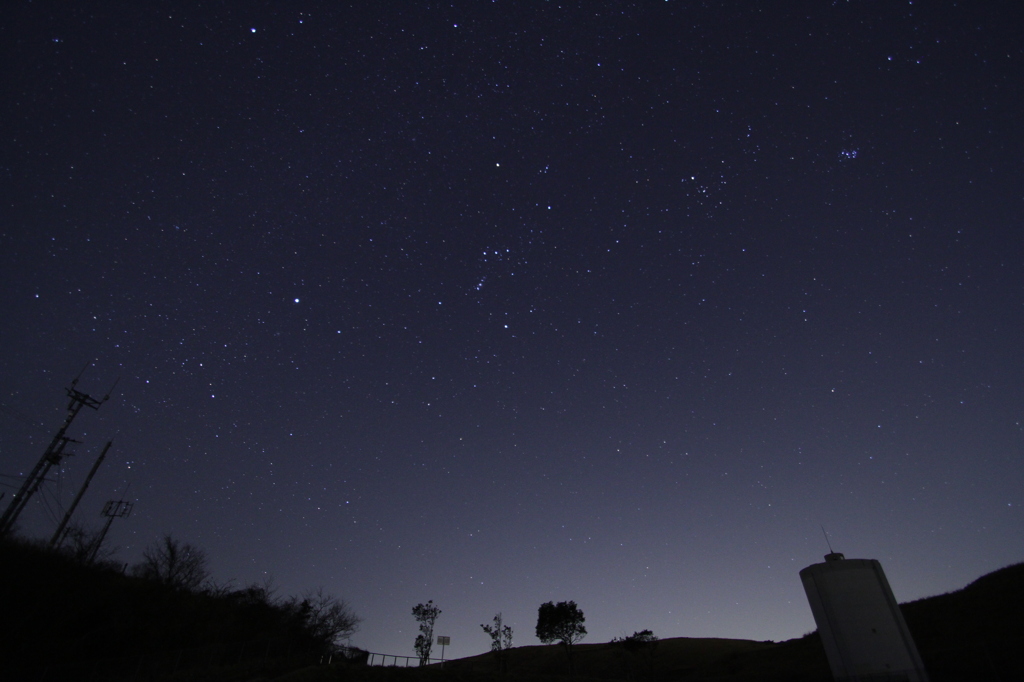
[
  {"left": 437, "top": 636, "right": 821, "bottom": 682},
  {"left": 435, "top": 562, "right": 1024, "bottom": 682}
]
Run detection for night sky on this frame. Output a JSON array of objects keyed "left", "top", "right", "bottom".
[{"left": 2, "top": 0, "right": 1022, "bottom": 661}]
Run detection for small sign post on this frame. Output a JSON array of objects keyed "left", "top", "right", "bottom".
[{"left": 437, "top": 635, "right": 450, "bottom": 666}]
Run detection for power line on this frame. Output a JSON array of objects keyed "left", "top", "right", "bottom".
[{"left": 0, "top": 368, "right": 117, "bottom": 535}]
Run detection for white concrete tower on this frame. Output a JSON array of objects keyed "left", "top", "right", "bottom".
[{"left": 800, "top": 552, "right": 929, "bottom": 682}]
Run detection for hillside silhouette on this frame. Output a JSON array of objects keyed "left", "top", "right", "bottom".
[
  {"left": 381, "top": 565, "right": 1024, "bottom": 682},
  {"left": 2, "top": 533, "right": 1021, "bottom": 681},
  {"left": 0, "top": 535, "right": 357, "bottom": 681}
]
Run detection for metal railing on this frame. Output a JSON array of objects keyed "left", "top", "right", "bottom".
[{"left": 363, "top": 651, "right": 446, "bottom": 667}]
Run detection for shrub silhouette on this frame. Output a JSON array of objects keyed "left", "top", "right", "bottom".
[{"left": 612, "top": 629, "right": 659, "bottom": 679}]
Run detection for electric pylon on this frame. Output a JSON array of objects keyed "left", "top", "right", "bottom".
[
  {"left": 0, "top": 369, "right": 117, "bottom": 536},
  {"left": 50, "top": 440, "right": 114, "bottom": 547}
]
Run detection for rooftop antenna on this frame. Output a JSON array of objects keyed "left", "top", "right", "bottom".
[
  {"left": 0, "top": 371, "right": 111, "bottom": 536},
  {"left": 821, "top": 526, "right": 845, "bottom": 562}
]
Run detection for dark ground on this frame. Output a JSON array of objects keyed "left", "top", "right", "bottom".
[{"left": 3, "top": 535, "right": 1022, "bottom": 681}]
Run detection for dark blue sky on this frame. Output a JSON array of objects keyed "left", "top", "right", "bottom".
[{"left": 2, "top": 0, "right": 1022, "bottom": 660}]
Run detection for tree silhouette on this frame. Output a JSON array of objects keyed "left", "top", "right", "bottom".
[
  {"left": 58, "top": 523, "right": 114, "bottom": 565},
  {"left": 481, "top": 611, "right": 514, "bottom": 674},
  {"left": 613, "top": 629, "right": 659, "bottom": 679},
  {"left": 412, "top": 600, "right": 441, "bottom": 665},
  {"left": 131, "top": 534, "right": 209, "bottom": 590},
  {"left": 536, "top": 600, "right": 586, "bottom": 676},
  {"left": 294, "top": 587, "right": 361, "bottom": 646}
]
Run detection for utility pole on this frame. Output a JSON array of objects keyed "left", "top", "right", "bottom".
[
  {"left": 0, "top": 369, "right": 117, "bottom": 536},
  {"left": 88, "top": 498, "right": 133, "bottom": 563},
  {"left": 50, "top": 440, "right": 113, "bottom": 548}
]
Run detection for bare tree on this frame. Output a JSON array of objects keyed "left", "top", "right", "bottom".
[
  {"left": 482, "top": 612, "right": 514, "bottom": 674},
  {"left": 299, "top": 587, "right": 361, "bottom": 646},
  {"left": 132, "top": 534, "right": 209, "bottom": 591},
  {"left": 58, "top": 524, "right": 114, "bottom": 565}
]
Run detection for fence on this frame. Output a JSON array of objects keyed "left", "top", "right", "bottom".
[{"left": 360, "top": 649, "right": 446, "bottom": 667}]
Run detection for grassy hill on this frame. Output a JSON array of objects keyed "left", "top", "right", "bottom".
[{"left": 2, "top": 533, "right": 1022, "bottom": 681}]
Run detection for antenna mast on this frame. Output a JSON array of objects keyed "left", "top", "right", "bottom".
[
  {"left": 50, "top": 440, "right": 114, "bottom": 548},
  {"left": 88, "top": 498, "right": 133, "bottom": 563},
  {"left": 821, "top": 526, "right": 845, "bottom": 561},
  {"left": 0, "top": 371, "right": 111, "bottom": 536}
]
